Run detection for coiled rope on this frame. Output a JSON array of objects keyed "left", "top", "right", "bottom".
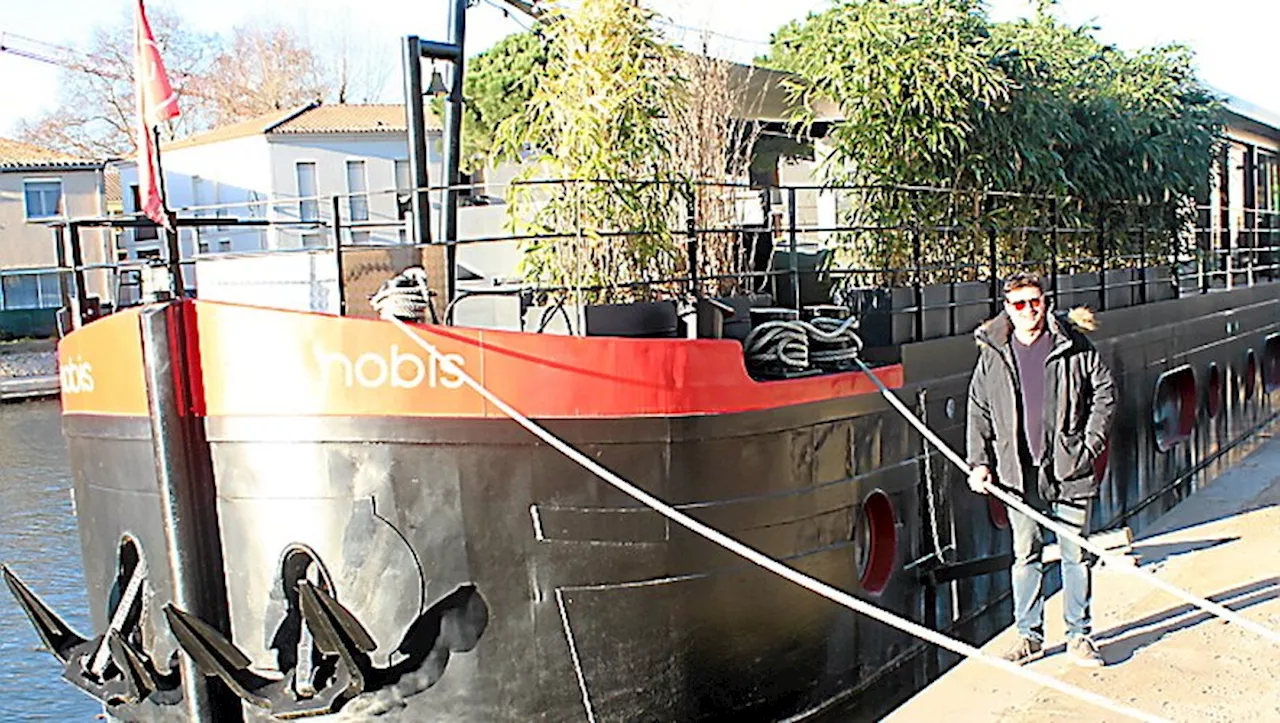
[
  {"left": 370, "top": 267, "right": 439, "bottom": 324},
  {"left": 386, "top": 316, "right": 1168, "bottom": 723},
  {"left": 744, "top": 316, "right": 863, "bottom": 372}
]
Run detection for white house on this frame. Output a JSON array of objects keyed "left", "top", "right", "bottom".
[
  {"left": 0, "top": 138, "right": 110, "bottom": 335},
  {"left": 114, "top": 102, "right": 445, "bottom": 261}
]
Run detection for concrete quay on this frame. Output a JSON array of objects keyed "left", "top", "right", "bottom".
[
  {"left": 885, "top": 430, "right": 1280, "bottom": 723},
  {"left": 0, "top": 374, "right": 59, "bottom": 401},
  {"left": 0, "top": 342, "right": 58, "bottom": 401}
]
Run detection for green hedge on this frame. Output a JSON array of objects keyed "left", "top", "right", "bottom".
[{"left": 0, "top": 309, "right": 58, "bottom": 340}]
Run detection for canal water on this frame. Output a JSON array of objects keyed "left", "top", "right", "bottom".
[{"left": 0, "top": 399, "right": 102, "bottom": 721}]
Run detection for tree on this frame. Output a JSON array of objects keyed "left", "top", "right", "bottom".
[
  {"left": 193, "top": 24, "right": 330, "bottom": 126},
  {"left": 667, "top": 49, "right": 763, "bottom": 295},
  {"left": 16, "top": 11, "right": 391, "bottom": 157},
  {"left": 16, "top": 5, "right": 220, "bottom": 157},
  {"left": 497, "top": 0, "right": 682, "bottom": 303},
  {"left": 761, "top": 0, "right": 1221, "bottom": 280},
  {"left": 453, "top": 31, "right": 547, "bottom": 172}
]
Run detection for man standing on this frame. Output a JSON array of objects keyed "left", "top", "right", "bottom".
[{"left": 966, "top": 272, "right": 1116, "bottom": 666}]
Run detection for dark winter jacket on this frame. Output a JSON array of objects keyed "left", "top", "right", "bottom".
[{"left": 966, "top": 306, "right": 1116, "bottom": 501}]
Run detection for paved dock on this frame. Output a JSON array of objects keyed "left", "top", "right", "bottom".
[
  {"left": 886, "top": 431, "right": 1280, "bottom": 723},
  {"left": 0, "top": 375, "right": 59, "bottom": 402}
]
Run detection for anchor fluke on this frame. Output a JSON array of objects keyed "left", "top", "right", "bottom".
[
  {"left": 2, "top": 564, "right": 92, "bottom": 664},
  {"left": 165, "top": 601, "right": 367, "bottom": 718},
  {"left": 298, "top": 581, "right": 373, "bottom": 697},
  {"left": 106, "top": 630, "right": 156, "bottom": 704},
  {"left": 163, "top": 603, "right": 273, "bottom": 708}
]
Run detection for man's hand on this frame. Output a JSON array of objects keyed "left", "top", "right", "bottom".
[{"left": 967, "top": 465, "right": 992, "bottom": 494}]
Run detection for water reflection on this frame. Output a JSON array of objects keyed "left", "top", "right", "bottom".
[{"left": 0, "top": 399, "right": 102, "bottom": 721}]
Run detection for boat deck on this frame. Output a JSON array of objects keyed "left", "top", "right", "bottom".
[{"left": 885, "top": 428, "right": 1280, "bottom": 723}]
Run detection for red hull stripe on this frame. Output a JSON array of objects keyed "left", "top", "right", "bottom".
[{"left": 60, "top": 300, "right": 904, "bottom": 418}]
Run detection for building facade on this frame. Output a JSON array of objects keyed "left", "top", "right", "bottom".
[
  {"left": 0, "top": 138, "right": 108, "bottom": 337},
  {"left": 113, "top": 103, "right": 445, "bottom": 263}
]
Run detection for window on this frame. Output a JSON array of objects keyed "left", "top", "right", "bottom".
[
  {"left": 1258, "top": 151, "right": 1279, "bottom": 212},
  {"left": 296, "top": 161, "right": 319, "bottom": 222},
  {"left": 395, "top": 159, "right": 413, "bottom": 244},
  {"left": 24, "top": 180, "right": 63, "bottom": 219},
  {"left": 346, "top": 160, "right": 370, "bottom": 244},
  {"left": 218, "top": 239, "right": 232, "bottom": 252},
  {"left": 395, "top": 159, "right": 412, "bottom": 192},
  {"left": 247, "top": 190, "right": 264, "bottom": 218},
  {"left": 1, "top": 272, "right": 61, "bottom": 310}
]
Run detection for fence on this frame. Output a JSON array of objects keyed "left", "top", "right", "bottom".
[{"left": 47, "top": 181, "right": 1280, "bottom": 344}]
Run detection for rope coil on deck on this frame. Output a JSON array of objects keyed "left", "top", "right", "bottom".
[
  {"left": 370, "top": 267, "right": 439, "bottom": 324},
  {"left": 744, "top": 316, "right": 863, "bottom": 372},
  {"left": 386, "top": 316, "right": 1169, "bottom": 723}
]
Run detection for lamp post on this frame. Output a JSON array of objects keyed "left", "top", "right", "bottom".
[{"left": 402, "top": 0, "right": 468, "bottom": 307}]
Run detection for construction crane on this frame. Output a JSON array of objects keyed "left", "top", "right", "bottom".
[{"left": 0, "top": 31, "right": 124, "bottom": 80}]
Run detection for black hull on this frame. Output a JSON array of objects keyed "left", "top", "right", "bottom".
[{"left": 34, "top": 284, "right": 1280, "bottom": 720}]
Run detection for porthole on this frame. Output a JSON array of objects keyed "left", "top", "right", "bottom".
[
  {"left": 1263, "top": 335, "right": 1280, "bottom": 394},
  {"left": 1243, "top": 350, "right": 1258, "bottom": 402},
  {"left": 1152, "top": 365, "right": 1196, "bottom": 452},
  {"left": 945, "top": 398, "right": 957, "bottom": 420},
  {"left": 1205, "top": 362, "right": 1223, "bottom": 418},
  {"left": 853, "top": 490, "right": 898, "bottom": 594}
]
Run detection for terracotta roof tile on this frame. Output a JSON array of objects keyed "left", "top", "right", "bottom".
[
  {"left": 163, "top": 104, "right": 314, "bottom": 151},
  {"left": 163, "top": 103, "right": 439, "bottom": 152},
  {"left": 272, "top": 104, "right": 437, "bottom": 134},
  {"left": 0, "top": 137, "right": 99, "bottom": 169}
]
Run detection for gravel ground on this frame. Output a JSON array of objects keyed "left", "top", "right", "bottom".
[{"left": 0, "top": 350, "right": 58, "bottom": 379}]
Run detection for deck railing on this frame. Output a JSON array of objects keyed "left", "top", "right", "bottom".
[{"left": 42, "top": 180, "right": 1280, "bottom": 344}]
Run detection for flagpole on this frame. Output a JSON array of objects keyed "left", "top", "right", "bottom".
[{"left": 152, "top": 126, "right": 182, "bottom": 298}]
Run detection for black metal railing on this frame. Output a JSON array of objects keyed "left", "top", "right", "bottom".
[{"left": 41, "top": 180, "right": 1280, "bottom": 343}]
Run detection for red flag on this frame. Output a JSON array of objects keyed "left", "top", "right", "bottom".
[{"left": 133, "top": 0, "right": 179, "bottom": 229}]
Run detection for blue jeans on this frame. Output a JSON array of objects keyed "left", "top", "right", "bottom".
[{"left": 1008, "top": 480, "right": 1092, "bottom": 643}]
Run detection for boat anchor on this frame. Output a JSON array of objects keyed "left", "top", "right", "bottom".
[
  {"left": 2, "top": 564, "right": 181, "bottom": 707},
  {"left": 165, "top": 581, "right": 488, "bottom": 718}
]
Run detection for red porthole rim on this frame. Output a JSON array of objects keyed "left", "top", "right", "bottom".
[{"left": 857, "top": 490, "right": 898, "bottom": 595}]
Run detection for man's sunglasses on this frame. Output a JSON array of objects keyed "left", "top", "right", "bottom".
[{"left": 1006, "top": 297, "right": 1043, "bottom": 311}]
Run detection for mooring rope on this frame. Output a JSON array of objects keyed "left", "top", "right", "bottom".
[
  {"left": 849, "top": 355, "right": 1280, "bottom": 648},
  {"left": 387, "top": 317, "right": 1167, "bottom": 723},
  {"left": 370, "top": 267, "right": 439, "bottom": 324},
  {"left": 743, "top": 316, "right": 862, "bottom": 371}
]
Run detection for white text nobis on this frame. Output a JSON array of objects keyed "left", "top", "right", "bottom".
[
  {"left": 61, "top": 357, "right": 95, "bottom": 394},
  {"left": 316, "top": 345, "right": 465, "bottom": 390}
]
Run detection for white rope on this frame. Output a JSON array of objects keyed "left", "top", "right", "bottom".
[
  {"left": 849, "top": 355, "right": 1280, "bottom": 647},
  {"left": 743, "top": 316, "right": 863, "bottom": 371},
  {"left": 370, "top": 267, "right": 438, "bottom": 324},
  {"left": 387, "top": 317, "right": 1167, "bottom": 723}
]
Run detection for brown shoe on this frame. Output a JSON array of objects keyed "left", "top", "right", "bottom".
[
  {"left": 1001, "top": 636, "right": 1043, "bottom": 665},
  {"left": 1068, "top": 636, "right": 1105, "bottom": 668}
]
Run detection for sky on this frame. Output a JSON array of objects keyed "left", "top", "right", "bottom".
[{"left": 2, "top": 0, "right": 1278, "bottom": 141}]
